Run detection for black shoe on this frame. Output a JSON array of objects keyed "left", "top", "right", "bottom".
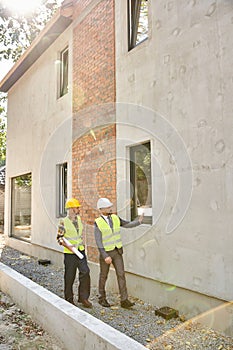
[
  {"left": 121, "top": 299, "right": 135, "bottom": 309},
  {"left": 79, "top": 299, "right": 92, "bottom": 308},
  {"left": 98, "top": 298, "right": 111, "bottom": 307}
]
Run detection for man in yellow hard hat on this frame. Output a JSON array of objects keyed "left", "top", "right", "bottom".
[
  {"left": 57, "top": 198, "right": 92, "bottom": 308},
  {"left": 94, "top": 198, "right": 144, "bottom": 308}
]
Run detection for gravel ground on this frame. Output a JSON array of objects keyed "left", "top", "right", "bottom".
[{"left": 0, "top": 236, "right": 232, "bottom": 350}]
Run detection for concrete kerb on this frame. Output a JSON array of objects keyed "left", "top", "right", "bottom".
[{"left": 0, "top": 262, "right": 145, "bottom": 350}]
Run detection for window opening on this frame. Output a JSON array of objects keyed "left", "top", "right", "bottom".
[
  {"left": 130, "top": 142, "right": 152, "bottom": 224},
  {"left": 128, "top": 0, "right": 148, "bottom": 50},
  {"left": 11, "top": 173, "right": 32, "bottom": 241},
  {"left": 60, "top": 47, "right": 69, "bottom": 97},
  {"left": 56, "top": 162, "right": 67, "bottom": 217}
]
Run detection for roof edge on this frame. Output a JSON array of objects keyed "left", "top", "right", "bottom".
[{"left": 0, "top": 2, "right": 73, "bottom": 93}]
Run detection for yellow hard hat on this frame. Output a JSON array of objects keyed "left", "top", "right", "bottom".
[{"left": 65, "top": 198, "right": 81, "bottom": 209}]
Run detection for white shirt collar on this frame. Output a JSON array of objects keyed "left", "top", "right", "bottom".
[{"left": 102, "top": 215, "right": 110, "bottom": 225}]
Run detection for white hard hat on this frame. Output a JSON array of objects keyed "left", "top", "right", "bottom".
[{"left": 97, "top": 198, "right": 113, "bottom": 209}]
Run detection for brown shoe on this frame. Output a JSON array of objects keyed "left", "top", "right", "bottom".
[
  {"left": 80, "top": 299, "right": 92, "bottom": 308},
  {"left": 121, "top": 299, "right": 135, "bottom": 309},
  {"left": 98, "top": 298, "right": 111, "bottom": 307}
]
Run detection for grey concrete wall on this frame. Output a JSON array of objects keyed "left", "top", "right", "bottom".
[
  {"left": 115, "top": 0, "right": 233, "bottom": 302},
  {"left": 3, "top": 0, "right": 233, "bottom": 322},
  {"left": 4, "top": 25, "right": 73, "bottom": 253}
]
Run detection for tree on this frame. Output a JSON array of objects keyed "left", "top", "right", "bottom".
[
  {"left": 0, "top": 0, "right": 61, "bottom": 165},
  {"left": 0, "top": 1, "right": 60, "bottom": 62}
]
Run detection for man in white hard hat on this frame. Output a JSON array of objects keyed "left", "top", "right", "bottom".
[
  {"left": 94, "top": 197, "right": 144, "bottom": 308},
  {"left": 57, "top": 198, "right": 92, "bottom": 308}
]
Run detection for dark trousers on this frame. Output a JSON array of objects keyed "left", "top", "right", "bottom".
[
  {"left": 64, "top": 252, "right": 90, "bottom": 303},
  {"left": 99, "top": 248, "right": 128, "bottom": 302}
]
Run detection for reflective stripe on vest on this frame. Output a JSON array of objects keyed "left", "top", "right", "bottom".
[
  {"left": 63, "top": 216, "right": 84, "bottom": 254},
  {"left": 95, "top": 214, "right": 122, "bottom": 251}
]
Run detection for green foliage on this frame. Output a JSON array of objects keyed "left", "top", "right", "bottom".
[
  {"left": 14, "top": 173, "right": 32, "bottom": 188},
  {"left": 0, "top": 1, "right": 60, "bottom": 62},
  {"left": 135, "top": 145, "right": 151, "bottom": 181},
  {"left": 137, "top": 0, "right": 148, "bottom": 45}
]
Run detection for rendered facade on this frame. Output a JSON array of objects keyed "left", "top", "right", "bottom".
[{"left": 0, "top": 0, "right": 232, "bottom": 324}]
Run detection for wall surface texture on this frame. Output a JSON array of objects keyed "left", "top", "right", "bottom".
[
  {"left": 3, "top": 0, "right": 233, "bottom": 316},
  {"left": 115, "top": 0, "right": 233, "bottom": 302},
  {"left": 5, "top": 25, "right": 73, "bottom": 252}
]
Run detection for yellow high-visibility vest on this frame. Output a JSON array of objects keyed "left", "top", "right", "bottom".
[
  {"left": 95, "top": 214, "right": 122, "bottom": 251},
  {"left": 63, "top": 216, "right": 84, "bottom": 254}
]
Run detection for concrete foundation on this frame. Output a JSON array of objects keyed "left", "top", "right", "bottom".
[
  {"left": 91, "top": 262, "right": 233, "bottom": 337},
  {"left": 0, "top": 262, "right": 145, "bottom": 350},
  {"left": 4, "top": 238, "right": 233, "bottom": 337}
]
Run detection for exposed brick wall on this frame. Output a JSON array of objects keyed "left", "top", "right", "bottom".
[
  {"left": 72, "top": 0, "right": 116, "bottom": 262},
  {"left": 73, "top": 0, "right": 115, "bottom": 111},
  {"left": 72, "top": 0, "right": 94, "bottom": 19}
]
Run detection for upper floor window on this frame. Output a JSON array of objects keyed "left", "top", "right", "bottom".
[
  {"left": 59, "top": 47, "right": 69, "bottom": 97},
  {"left": 56, "top": 162, "right": 67, "bottom": 217},
  {"left": 130, "top": 141, "right": 152, "bottom": 224},
  {"left": 128, "top": 0, "right": 149, "bottom": 50}
]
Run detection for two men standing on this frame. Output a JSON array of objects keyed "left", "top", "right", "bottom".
[{"left": 57, "top": 197, "right": 143, "bottom": 309}]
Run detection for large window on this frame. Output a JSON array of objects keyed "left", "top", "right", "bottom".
[
  {"left": 128, "top": 0, "right": 149, "bottom": 50},
  {"left": 56, "top": 162, "right": 67, "bottom": 217},
  {"left": 59, "top": 47, "right": 69, "bottom": 97},
  {"left": 130, "top": 142, "right": 152, "bottom": 224},
  {"left": 11, "top": 173, "right": 32, "bottom": 241}
]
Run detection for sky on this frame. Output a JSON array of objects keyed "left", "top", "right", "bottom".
[
  {"left": 0, "top": 0, "right": 62, "bottom": 82},
  {"left": 0, "top": 60, "right": 14, "bottom": 82},
  {"left": 0, "top": 0, "right": 41, "bottom": 82}
]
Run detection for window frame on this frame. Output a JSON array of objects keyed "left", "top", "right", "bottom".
[
  {"left": 129, "top": 141, "right": 152, "bottom": 224},
  {"left": 59, "top": 46, "right": 69, "bottom": 98},
  {"left": 128, "top": 0, "right": 149, "bottom": 51},
  {"left": 11, "top": 173, "right": 32, "bottom": 242},
  {"left": 56, "top": 162, "right": 68, "bottom": 217}
]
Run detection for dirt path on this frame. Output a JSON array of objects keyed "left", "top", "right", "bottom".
[{"left": 0, "top": 234, "right": 64, "bottom": 350}]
